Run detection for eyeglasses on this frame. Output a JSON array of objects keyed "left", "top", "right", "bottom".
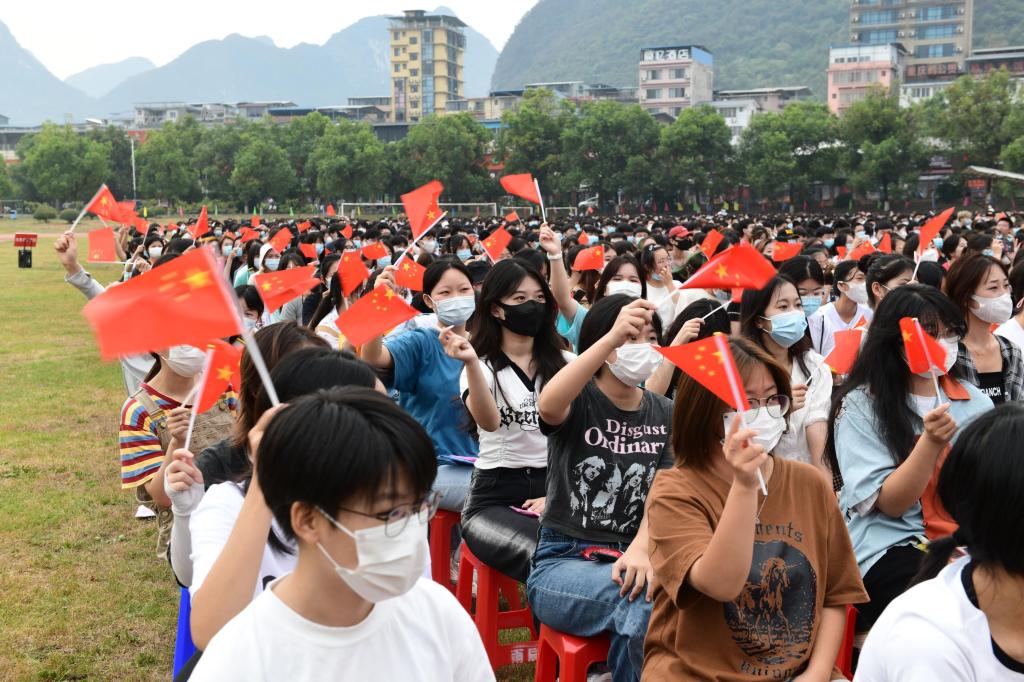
[
  {"left": 746, "top": 394, "right": 790, "bottom": 418},
  {"left": 335, "top": 491, "right": 442, "bottom": 538}
]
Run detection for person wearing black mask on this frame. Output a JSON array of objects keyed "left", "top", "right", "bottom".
[{"left": 440, "top": 260, "right": 572, "bottom": 582}]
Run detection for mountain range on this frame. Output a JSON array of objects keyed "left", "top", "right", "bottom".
[
  {"left": 0, "top": 7, "right": 498, "bottom": 125},
  {"left": 492, "top": 0, "right": 1024, "bottom": 98}
]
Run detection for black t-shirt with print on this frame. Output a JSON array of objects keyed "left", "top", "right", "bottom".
[{"left": 539, "top": 380, "right": 673, "bottom": 544}]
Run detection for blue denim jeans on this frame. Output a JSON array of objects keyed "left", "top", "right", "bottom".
[
  {"left": 433, "top": 463, "right": 472, "bottom": 512},
  {"left": 527, "top": 528, "right": 652, "bottom": 682}
]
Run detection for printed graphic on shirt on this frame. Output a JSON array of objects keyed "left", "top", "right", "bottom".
[
  {"left": 498, "top": 392, "right": 539, "bottom": 431},
  {"left": 724, "top": 540, "right": 817, "bottom": 676}
]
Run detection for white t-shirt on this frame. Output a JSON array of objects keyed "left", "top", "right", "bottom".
[
  {"left": 460, "top": 352, "right": 575, "bottom": 469},
  {"left": 773, "top": 351, "right": 832, "bottom": 465},
  {"left": 190, "top": 576, "right": 495, "bottom": 682},
  {"left": 856, "top": 557, "right": 1024, "bottom": 681},
  {"left": 645, "top": 279, "right": 682, "bottom": 326},
  {"left": 808, "top": 301, "right": 873, "bottom": 358},
  {"left": 996, "top": 317, "right": 1024, "bottom": 351},
  {"left": 189, "top": 482, "right": 297, "bottom": 598}
]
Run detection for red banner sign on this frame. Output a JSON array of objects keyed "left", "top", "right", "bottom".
[{"left": 13, "top": 233, "right": 38, "bottom": 248}]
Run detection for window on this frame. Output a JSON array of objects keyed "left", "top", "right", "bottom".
[
  {"left": 393, "top": 31, "right": 400, "bottom": 40},
  {"left": 914, "top": 43, "right": 956, "bottom": 58},
  {"left": 862, "top": 29, "right": 899, "bottom": 44},
  {"left": 645, "top": 88, "right": 662, "bottom": 100},
  {"left": 719, "top": 107, "right": 738, "bottom": 118},
  {"left": 672, "top": 107, "right": 683, "bottom": 116},
  {"left": 919, "top": 24, "right": 957, "bottom": 39},
  {"left": 410, "top": 36, "right": 418, "bottom": 44},
  {"left": 394, "top": 64, "right": 401, "bottom": 72},
  {"left": 668, "top": 87, "right": 686, "bottom": 98},
  {"left": 411, "top": 69, "right": 418, "bottom": 77},
  {"left": 670, "top": 68, "right": 687, "bottom": 79},
  {"left": 394, "top": 47, "right": 401, "bottom": 56},
  {"left": 645, "top": 69, "right": 662, "bottom": 80},
  {"left": 411, "top": 99, "right": 419, "bottom": 108},
  {"left": 834, "top": 57, "right": 846, "bottom": 64},
  {"left": 410, "top": 52, "right": 418, "bottom": 61},
  {"left": 915, "top": 5, "right": 958, "bottom": 20},
  {"left": 860, "top": 10, "right": 898, "bottom": 24},
  {"left": 410, "top": 84, "right": 419, "bottom": 93},
  {"left": 422, "top": 29, "right": 432, "bottom": 43}
]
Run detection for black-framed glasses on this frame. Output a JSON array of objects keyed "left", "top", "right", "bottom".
[
  {"left": 335, "top": 491, "right": 442, "bottom": 538},
  {"left": 747, "top": 394, "right": 790, "bottom": 418}
]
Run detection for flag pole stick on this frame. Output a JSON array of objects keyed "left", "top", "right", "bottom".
[
  {"left": 70, "top": 184, "right": 107, "bottom": 233},
  {"left": 716, "top": 334, "right": 768, "bottom": 496},
  {"left": 535, "top": 179, "right": 547, "bottom": 223},
  {"left": 182, "top": 361, "right": 208, "bottom": 453},
  {"left": 394, "top": 211, "right": 447, "bottom": 268},
  {"left": 910, "top": 250, "right": 922, "bottom": 282},
  {"left": 701, "top": 302, "right": 728, "bottom": 321}
]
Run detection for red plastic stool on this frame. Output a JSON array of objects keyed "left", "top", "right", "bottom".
[
  {"left": 836, "top": 604, "right": 858, "bottom": 680},
  {"left": 534, "top": 624, "right": 610, "bottom": 682},
  {"left": 428, "top": 509, "right": 460, "bottom": 593},
  {"left": 456, "top": 543, "right": 538, "bottom": 669}
]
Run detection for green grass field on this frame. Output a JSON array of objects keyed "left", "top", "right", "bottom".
[{"left": 0, "top": 220, "right": 533, "bottom": 681}]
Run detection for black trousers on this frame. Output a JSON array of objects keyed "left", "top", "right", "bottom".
[
  {"left": 461, "top": 466, "right": 547, "bottom": 584},
  {"left": 856, "top": 543, "right": 925, "bottom": 632}
]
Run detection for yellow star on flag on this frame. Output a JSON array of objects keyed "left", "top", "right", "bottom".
[
  {"left": 902, "top": 331, "right": 913, "bottom": 342},
  {"left": 216, "top": 366, "right": 233, "bottom": 382},
  {"left": 183, "top": 270, "right": 212, "bottom": 290},
  {"left": 715, "top": 265, "right": 729, "bottom": 279}
]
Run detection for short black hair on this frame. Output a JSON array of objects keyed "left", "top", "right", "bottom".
[{"left": 258, "top": 387, "right": 437, "bottom": 541}]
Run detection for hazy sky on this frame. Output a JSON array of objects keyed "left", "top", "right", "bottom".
[{"left": 4, "top": 1, "right": 540, "bottom": 79}]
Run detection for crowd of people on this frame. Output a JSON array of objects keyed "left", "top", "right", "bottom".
[{"left": 52, "top": 206, "right": 1024, "bottom": 681}]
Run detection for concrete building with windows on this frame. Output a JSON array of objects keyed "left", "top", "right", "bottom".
[
  {"left": 714, "top": 86, "right": 812, "bottom": 113},
  {"left": 899, "top": 45, "right": 1024, "bottom": 108},
  {"left": 638, "top": 45, "right": 714, "bottom": 116},
  {"left": 849, "top": 0, "right": 973, "bottom": 72},
  {"left": 388, "top": 9, "right": 466, "bottom": 124},
  {"left": 827, "top": 43, "right": 907, "bottom": 115},
  {"left": 708, "top": 99, "right": 759, "bottom": 144}
]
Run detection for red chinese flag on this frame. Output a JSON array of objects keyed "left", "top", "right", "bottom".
[
  {"left": 341, "top": 224, "right": 353, "bottom": 240},
  {"left": 700, "top": 229, "right": 724, "bottom": 258},
  {"left": 85, "top": 185, "right": 119, "bottom": 220},
  {"left": 504, "top": 211, "right": 520, "bottom": 224},
  {"left": 189, "top": 205, "right": 210, "bottom": 240},
  {"left": 837, "top": 245, "right": 848, "bottom": 260},
  {"left": 849, "top": 241, "right": 876, "bottom": 261},
  {"left": 577, "top": 231, "right": 590, "bottom": 246},
  {"left": 824, "top": 329, "right": 864, "bottom": 374},
  {"left": 326, "top": 204, "right": 336, "bottom": 217},
  {"left": 87, "top": 227, "right": 118, "bottom": 262},
  {"left": 251, "top": 215, "right": 261, "bottom": 228},
  {"left": 656, "top": 334, "right": 749, "bottom": 411},
  {"left": 772, "top": 241, "right": 802, "bottom": 262},
  {"left": 82, "top": 247, "right": 241, "bottom": 360},
  {"left": 252, "top": 264, "right": 319, "bottom": 313},
  {"left": 854, "top": 315, "right": 869, "bottom": 329},
  {"left": 681, "top": 243, "right": 776, "bottom": 291},
  {"left": 296, "top": 221, "right": 312, "bottom": 233},
  {"left": 482, "top": 226, "right": 513, "bottom": 262},
  {"left": 361, "top": 242, "right": 389, "bottom": 261},
  {"left": 573, "top": 245, "right": 605, "bottom": 272},
  {"left": 918, "top": 207, "right": 954, "bottom": 255},
  {"left": 268, "top": 229, "right": 292, "bottom": 254},
  {"left": 299, "top": 243, "right": 318, "bottom": 260},
  {"left": 900, "top": 317, "right": 947, "bottom": 375},
  {"left": 239, "top": 227, "right": 259, "bottom": 244},
  {"left": 401, "top": 180, "right": 444, "bottom": 238},
  {"left": 586, "top": 206, "right": 595, "bottom": 215},
  {"left": 335, "top": 286, "right": 418, "bottom": 347},
  {"left": 500, "top": 173, "right": 541, "bottom": 204},
  {"left": 877, "top": 232, "right": 892, "bottom": 254},
  {"left": 133, "top": 216, "right": 149, "bottom": 233},
  {"left": 113, "top": 201, "right": 138, "bottom": 224},
  {"left": 395, "top": 259, "right": 426, "bottom": 291},
  {"left": 338, "top": 252, "right": 370, "bottom": 297},
  {"left": 196, "top": 340, "right": 242, "bottom": 413}
]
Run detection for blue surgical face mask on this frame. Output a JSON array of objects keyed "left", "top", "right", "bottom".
[
  {"left": 315, "top": 243, "right": 325, "bottom": 255},
  {"left": 353, "top": 239, "right": 362, "bottom": 249},
  {"left": 214, "top": 228, "right": 223, "bottom": 238},
  {"left": 855, "top": 231, "right": 866, "bottom": 240},
  {"left": 651, "top": 273, "right": 662, "bottom": 282},
  {"left": 824, "top": 239, "right": 835, "bottom": 249},
  {"left": 800, "top": 295, "right": 822, "bottom": 318},
  {"left": 983, "top": 248, "right": 995, "bottom": 258},
  {"left": 432, "top": 294, "right": 476, "bottom": 326},
  {"left": 588, "top": 235, "right": 599, "bottom": 245},
  {"left": 762, "top": 310, "right": 808, "bottom": 348},
  {"left": 234, "top": 245, "right": 243, "bottom": 257},
  {"left": 457, "top": 248, "right": 472, "bottom": 262},
  {"left": 263, "top": 258, "right": 280, "bottom": 271},
  {"left": 377, "top": 255, "right": 392, "bottom": 268},
  {"left": 932, "top": 237, "right": 944, "bottom": 250}
]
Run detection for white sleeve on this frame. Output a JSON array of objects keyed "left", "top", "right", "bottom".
[
  {"left": 443, "top": 595, "right": 496, "bottom": 682},
  {"left": 855, "top": 620, "right": 973, "bottom": 682},
  {"left": 189, "top": 483, "right": 245, "bottom": 597},
  {"left": 804, "top": 355, "right": 833, "bottom": 425},
  {"left": 188, "top": 616, "right": 263, "bottom": 681}
]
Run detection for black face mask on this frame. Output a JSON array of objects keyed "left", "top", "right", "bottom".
[{"left": 496, "top": 300, "right": 546, "bottom": 337}]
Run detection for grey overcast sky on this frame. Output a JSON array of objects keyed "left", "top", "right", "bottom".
[{"left": 4, "top": 1, "right": 540, "bottom": 79}]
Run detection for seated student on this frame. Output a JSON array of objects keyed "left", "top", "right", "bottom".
[
  {"left": 441, "top": 260, "right": 571, "bottom": 583},
  {"left": 531, "top": 295, "right": 672, "bottom": 682},
  {"left": 826, "top": 284, "right": 993, "bottom": 635},
  {"left": 865, "top": 253, "right": 914, "bottom": 310},
  {"left": 855, "top": 402, "right": 1024, "bottom": 681},
  {"left": 189, "top": 387, "right": 493, "bottom": 682},
  {"left": 184, "top": 349, "right": 383, "bottom": 655},
  {"left": 644, "top": 336, "right": 866, "bottom": 681},
  {"left": 808, "top": 260, "right": 872, "bottom": 358}
]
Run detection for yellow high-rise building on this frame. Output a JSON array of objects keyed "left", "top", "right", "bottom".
[{"left": 389, "top": 9, "right": 466, "bottom": 123}]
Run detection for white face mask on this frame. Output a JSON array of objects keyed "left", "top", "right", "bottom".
[
  {"left": 971, "top": 293, "right": 1013, "bottom": 325},
  {"left": 419, "top": 240, "right": 436, "bottom": 254},
  {"left": 844, "top": 281, "right": 868, "bottom": 306},
  {"left": 148, "top": 246, "right": 163, "bottom": 259},
  {"left": 606, "top": 280, "right": 642, "bottom": 298},
  {"left": 911, "top": 336, "right": 959, "bottom": 376},
  {"left": 164, "top": 345, "right": 206, "bottom": 377},
  {"left": 315, "top": 507, "right": 428, "bottom": 603},
  {"left": 920, "top": 248, "right": 940, "bottom": 263},
  {"left": 724, "top": 408, "right": 786, "bottom": 453},
  {"left": 606, "top": 343, "right": 663, "bottom": 386}
]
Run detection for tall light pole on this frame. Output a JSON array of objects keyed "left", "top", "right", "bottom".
[{"left": 129, "top": 135, "right": 137, "bottom": 201}]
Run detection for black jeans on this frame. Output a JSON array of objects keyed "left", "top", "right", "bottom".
[
  {"left": 461, "top": 466, "right": 547, "bottom": 584},
  {"left": 857, "top": 543, "right": 925, "bottom": 632}
]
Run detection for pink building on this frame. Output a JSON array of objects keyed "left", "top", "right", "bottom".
[{"left": 827, "top": 43, "right": 907, "bottom": 115}]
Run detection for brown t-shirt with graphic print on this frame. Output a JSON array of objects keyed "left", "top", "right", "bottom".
[{"left": 643, "top": 457, "right": 868, "bottom": 681}]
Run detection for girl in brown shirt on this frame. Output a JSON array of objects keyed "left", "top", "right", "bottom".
[{"left": 644, "top": 336, "right": 867, "bottom": 681}]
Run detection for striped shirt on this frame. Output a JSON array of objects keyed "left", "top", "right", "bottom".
[{"left": 119, "top": 384, "right": 179, "bottom": 488}]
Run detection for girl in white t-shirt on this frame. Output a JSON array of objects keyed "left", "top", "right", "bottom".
[
  {"left": 808, "top": 259, "right": 873, "bottom": 358},
  {"left": 441, "top": 259, "right": 572, "bottom": 582},
  {"left": 640, "top": 243, "right": 684, "bottom": 326},
  {"left": 856, "top": 402, "right": 1024, "bottom": 681}
]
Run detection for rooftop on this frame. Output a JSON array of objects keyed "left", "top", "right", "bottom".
[{"left": 715, "top": 86, "right": 812, "bottom": 96}]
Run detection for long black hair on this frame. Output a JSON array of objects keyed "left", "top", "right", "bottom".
[
  {"left": 913, "top": 402, "right": 1024, "bottom": 583},
  {"left": 740, "top": 275, "right": 813, "bottom": 377},
  {"left": 825, "top": 284, "right": 967, "bottom": 476},
  {"left": 661, "top": 299, "right": 731, "bottom": 399},
  {"left": 469, "top": 260, "right": 567, "bottom": 393}
]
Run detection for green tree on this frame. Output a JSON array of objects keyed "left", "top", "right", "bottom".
[
  {"left": 279, "top": 112, "right": 330, "bottom": 198},
  {"left": 838, "top": 89, "right": 929, "bottom": 206},
  {"left": 230, "top": 134, "right": 297, "bottom": 207},
  {"left": 1003, "top": 136, "right": 1024, "bottom": 174},
  {"left": 87, "top": 126, "right": 135, "bottom": 199},
  {"left": 497, "top": 88, "right": 572, "bottom": 193},
  {"left": 657, "top": 105, "right": 736, "bottom": 204},
  {"left": 15, "top": 123, "right": 111, "bottom": 203},
  {"left": 309, "top": 120, "right": 388, "bottom": 202},
  {"left": 560, "top": 101, "right": 660, "bottom": 204},
  {"left": 0, "top": 165, "right": 13, "bottom": 198},
  {"left": 929, "top": 70, "right": 1024, "bottom": 169},
  {"left": 136, "top": 125, "right": 199, "bottom": 202},
  {"left": 399, "top": 113, "right": 493, "bottom": 202},
  {"left": 193, "top": 123, "right": 248, "bottom": 200}
]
